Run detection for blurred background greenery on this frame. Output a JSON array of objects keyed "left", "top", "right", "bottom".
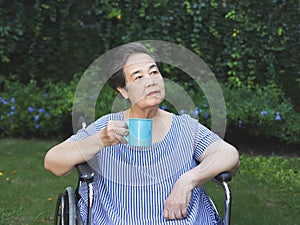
[
  {"left": 0, "top": 0, "right": 299, "bottom": 151},
  {"left": 0, "top": 1, "right": 299, "bottom": 224}
]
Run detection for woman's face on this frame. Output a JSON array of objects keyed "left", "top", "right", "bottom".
[{"left": 120, "top": 53, "right": 165, "bottom": 109}]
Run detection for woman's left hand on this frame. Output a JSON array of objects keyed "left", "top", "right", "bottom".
[{"left": 163, "top": 173, "right": 193, "bottom": 220}]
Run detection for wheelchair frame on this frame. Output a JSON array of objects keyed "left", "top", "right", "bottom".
[
  {"left": 53, "top": 119, "right": 232, "bottom": 225},
  {"left": 54, "top": 162, "right": 95, "bottom": 225},
  {"left": 54, "top": 162, "right": 232, "bottom": 225}
]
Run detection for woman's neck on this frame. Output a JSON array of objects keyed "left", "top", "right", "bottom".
[{"left": 127, "top": 106, "right": 160, "bottom": 119}]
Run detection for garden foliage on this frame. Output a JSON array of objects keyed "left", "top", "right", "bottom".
[
  {"left": 0, "top": 76, "right": 299, "bottom": 144},
  {"left": 0, "top": 0, "right": 299, "bottom": 144}
]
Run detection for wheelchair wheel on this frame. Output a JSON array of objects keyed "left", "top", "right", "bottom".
[{"left": 54, "top": 186, "right": 77, "bottom": 225}]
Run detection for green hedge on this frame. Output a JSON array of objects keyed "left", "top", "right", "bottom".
[
  {"left": 1, "top": 75, "right": 299, "bottom": 144},
  {"left": 0, "top": 76, "right": 75, "bottom": 138},
  {"left": 224, "top": 82, "right": 300, "bottom": 143},
  {"left": 0, "top": 0, "right": 299, "bottom": 108},
  {"left": 0, "top": 0, "right": 299, "bottom": 145}
]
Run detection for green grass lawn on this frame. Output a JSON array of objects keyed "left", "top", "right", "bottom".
[
  {"left": 0, "top": 138, "right": 299, "bottom": 225},
  {"left": 0, "top": 139, "right": 77, "bottom": 225}
]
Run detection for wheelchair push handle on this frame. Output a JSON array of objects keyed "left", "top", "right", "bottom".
[
  {"left": 76, "top": 163, "right": 95, "bottom": 183},
  {"left": 214, "top": 172, "right": 232, "bottom": 183}
]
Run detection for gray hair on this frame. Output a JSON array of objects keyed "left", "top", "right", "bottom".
[{"left": 107, "top": 42, "right": 159, "bottom": 90}]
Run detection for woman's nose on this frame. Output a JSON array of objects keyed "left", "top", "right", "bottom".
[{"left": 143, "top": 75, "right": 156, "bottom": 87}]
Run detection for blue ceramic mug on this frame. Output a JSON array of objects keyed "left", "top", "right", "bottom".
[{"left": 125, "top": 118, "right": 153, "bottom": 146}]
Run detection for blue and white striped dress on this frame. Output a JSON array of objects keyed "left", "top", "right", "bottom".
[{"left": 70, "top": 112, "right": 223, "bottom": 225}]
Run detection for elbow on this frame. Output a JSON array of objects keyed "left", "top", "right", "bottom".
[
  {"left": 44, "top": 154, "right": 59, "bottom": 176},
  {"left": 231, "top": 145, "right": 240, "bottom": 164},
  {"left": 44, "top": 149, "right": 67, "bottom": 177},
  {"left": 228, "top": 145, "right": 240, "bottom": 175}
]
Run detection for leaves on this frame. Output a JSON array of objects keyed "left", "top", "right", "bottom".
[
  {"left": 0, "top": 0, "right": 298, "bottom": 96},
  {"left": 224, "top": 82, "right": 300, "bottom": 143},
  {"left": 239, "top": 155, "right": 300, "bottom": 192},
  {"left": 0, "top": 0, "right": 298, "bottom": 142}
]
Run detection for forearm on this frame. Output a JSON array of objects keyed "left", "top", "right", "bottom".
[
  {"left": 44, "top": 133, "right": 103, "bottom": 176},
  {"left": 185, "top": 140, "right": 240, "bottom": 189},
  {"left": 163, "top": 140, "right": 239, "bottom": 220}
]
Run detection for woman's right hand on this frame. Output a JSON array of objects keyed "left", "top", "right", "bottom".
[{"left": 99, "top": 120, "right": 129, "bottom": 146}]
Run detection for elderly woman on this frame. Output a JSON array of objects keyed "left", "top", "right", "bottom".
[{"left": 44, "top": 42, "right": 239, "bottom": 225}]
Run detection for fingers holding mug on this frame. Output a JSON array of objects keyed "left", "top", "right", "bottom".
[
  {"left": 101, "top": 120, "right": 129, "bottom": 146},
  {"left": 113, "top": 121, "right": 129, "bottom": 137}
]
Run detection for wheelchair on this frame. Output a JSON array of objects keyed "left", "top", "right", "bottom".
[
  {"left": 54, "top": 162, "right": 95, "bottom": 225},
  {"left": 53, "top": 119, "right": 233, "bottom": 225}
]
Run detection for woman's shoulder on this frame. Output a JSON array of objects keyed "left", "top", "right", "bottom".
[
  {"left": 95, "top": 111, "right": 124, "bottom": 123},
  {"left": 90, "top": 112, "right": 123, "bottom": 130},
  {"left": 171, "top": 113, "right": 208, "bottom": 135},
  {"left": 172, "top": 113, "right": 198, "bottom": 125}
]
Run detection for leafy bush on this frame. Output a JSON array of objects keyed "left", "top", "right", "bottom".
[
  {"left": 0, "top": 0, "right": 298, "bottom": 109},
  {"left": 1, "top": 75, "right": 299, "bottom": 145},
  {"left": 0, "top": 75, "right": 123, "bottom": 138},
  {"left": 238, "top": 155, "right": 300, "bottom": 193},
  {"left": 0, "top": 0, "right": 299, "bottom": 145},
  {"left": 162, "top": 79, "right": 300, "bottom": 144},
  {"left": 224, "top": 82, "right": 300, "bottom": 143},
  {"left": 0, "top": 76, "right": 75, "bottom": 138}
]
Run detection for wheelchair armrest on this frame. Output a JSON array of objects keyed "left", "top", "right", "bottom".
[
  {"left": 214, "top": 172, "right": 232, "bottom": 184},
  {"left": 214, "top": 172, "right": 232, "bottom": 225},
  {"left": 76, "top": 162, "right": 95, "bottom": 183}
]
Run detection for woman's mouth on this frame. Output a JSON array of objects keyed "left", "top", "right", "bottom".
[{"left": 147, "top": 90, "right": 160, "bottom": 96}]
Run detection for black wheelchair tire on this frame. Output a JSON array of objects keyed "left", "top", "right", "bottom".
[
  {"left": 65, "top": 186, "right": 77, "bottom": 225},
  {"left": 53, "top": 187, "right": 77, "bottom": 225},
  {"left": 54, "top": 193, "right": 63, "bottom": 225}
]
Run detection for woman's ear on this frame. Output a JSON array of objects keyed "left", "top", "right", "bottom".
[{"left": 117, "top": 86, "right": 129, "bottom": 99}]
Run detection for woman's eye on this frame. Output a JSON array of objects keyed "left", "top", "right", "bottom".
[
  {"left": 135, "top": 75, "right": 143, "bottom": 80},
  {"left": 150, "top": 70, "right": 159, "bottom": 75}
]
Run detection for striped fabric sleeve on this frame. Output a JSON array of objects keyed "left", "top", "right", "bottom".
[
  {"left": 192, "top": 121, "right": 221, "bottom": 161},
  {"left": 68, "top": 114, "right": 111, "bottom": 141}
]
